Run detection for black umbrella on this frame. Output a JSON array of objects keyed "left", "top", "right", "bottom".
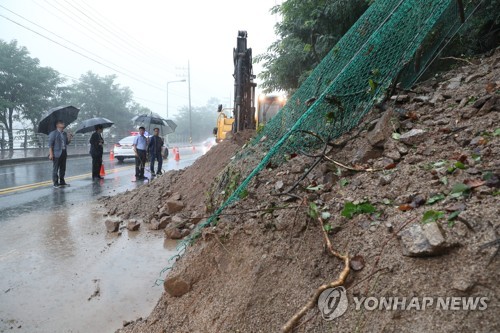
[
  {"left": 75, "top": 117, "right": 114, "bottom": 134},
  {"left": 132, "top": 114, "right": 177, "bottom": 134},
  {"left": 38, "top": 105, "right": 80, "bottom": 134}
]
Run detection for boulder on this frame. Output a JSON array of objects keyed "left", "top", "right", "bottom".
[
  {"left": 105, "top": 220, "right": 120, "bottom": 233},
  {"left": 367, "top": 109, "right": 395, "bottom": 147},
  {"left": 166, "top": 200, "right": 185, "bottom": 214},
  {"left": 398, "top": 222, "right": 450, "bottom": 257},
  {"left": 170, "top": 192, "right": 182, "bottom": 201},
  {"left": 164, "top": 226, "right": 183, "bottom": 239},
  {"left": 126, "top": 221, "right": 140, "bottom": 231},
  {"left": 164, "top": 275, "right": 191, "bottom": 297},
  {"left": 399, "top": 129, "right": 426, "bottom": 145}
]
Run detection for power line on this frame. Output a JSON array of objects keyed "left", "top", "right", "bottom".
[
  {"left": 44, "top": 0, "right": 175, "bottom": 76},
  {"left": 0, "top": 4, "right": 168, "bottom": 90},
  {"left": 0, "top": 13, "right": 169, "bottom": 92},
  {"left": 74, "top": 0, "right": 172, "bottom": 67}
]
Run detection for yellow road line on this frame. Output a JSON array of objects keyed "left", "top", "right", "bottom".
[{"left": 0, "top": 165, "right": 135, "bottom": 195}]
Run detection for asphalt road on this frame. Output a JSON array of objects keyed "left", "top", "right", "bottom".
[{"left": 0, "top": 149, "right": 203, "bottom": 332}]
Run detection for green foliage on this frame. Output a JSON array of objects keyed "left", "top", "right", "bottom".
[
  {"left": 255, "top": 0, "right": 368, "bottom": 92},
  {"left": 0, "top": 39, "right": 63, "bottom": 148},
  {"left": 340, "top": 178, "right": 349, "bottom": 187},
  {"left": 426, "top": 193, "right": 445, "bottom": 205},
  {"left": 422, "top": 210, "right": 445, "bottom": 224},
  {"left": 450, "top": 183, "right": 471, "bottom": 198},
  {"left": 308, "top": 202, "right": 319, "bottom": 219},
  {"left": 341, "top": 201, "right": 376, "bottom": 219}
]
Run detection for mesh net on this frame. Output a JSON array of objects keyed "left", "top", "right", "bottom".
[{"left": 177, "top": 0, "right": 483, "bottom": 251}]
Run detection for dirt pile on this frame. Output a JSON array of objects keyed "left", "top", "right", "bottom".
[
  {"left": 102, "top": 130, "right": 254, "bottom": 236},
  {"left": 117, "top": 49, "right": 499, "bottom": 333}
]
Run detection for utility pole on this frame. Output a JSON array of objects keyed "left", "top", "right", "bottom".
[{"left": 188, "top": 60, "right": 192, "bottom": 144}]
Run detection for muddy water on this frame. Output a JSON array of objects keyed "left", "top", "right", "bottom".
[{"left": 0, "top": 201, "right": 176, "bottom": 333}]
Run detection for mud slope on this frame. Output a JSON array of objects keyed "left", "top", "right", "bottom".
[{"left": 117, "top": 49, "right": 499, "bottom": 333}]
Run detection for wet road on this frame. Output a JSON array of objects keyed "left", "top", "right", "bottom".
[{"left": 0, "top": 149, "right": 202, "bottom": 332}]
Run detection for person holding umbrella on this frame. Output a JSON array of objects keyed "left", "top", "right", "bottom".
[
  {"left": 48, "top": 120, "right": 73, "bottom": 188},
  {"left": 90, "top": 124, "right": 104, "bottom": 181},
  {"left": 148, "top": 127, "right": 165, "bottom": 176},
  {"left": 133, "top": 126, "right": 148, "bottom": 180}
]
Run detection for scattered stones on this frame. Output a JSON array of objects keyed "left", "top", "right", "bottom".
[
  {"left": 446, "top": 75, "right": 463, "bottom": 90},
  {"left": 164, "top": 275, "right": 191, "bottom": 297},
  {"left": 275, "top": 180, "right": 284, "bottom": 192},
  {"left": 379, "top": 174, "right": 394, "bottom": 186},
  {"left": 105, "top": 220, "right": 120, "bottom": 233},
  {"left": 472, "top": 95, "right": 491, "bottom": 109},
  {"left": 165, "top": 226, "right": 183, "bottom": 239},
  {"left": 170, "top": 192, "right": 182, "bottom": 201},
  {"left": 367, "top": 109, "right": 395, "bottom": 147},
  {"left": 166, "top": 200, "right": 185, "bottom": 214},
  {"left": 390, "top": 95, "right": 409, "bottom": 103},
  {"left": 349, "top": 255, "right": 365, "bottom": 271},
  {"left": 291, "top": 164, "right": 305, "bottom": 174},
  {"left": 413, "top": 95, "right": 430, "bottom": 103},
  {"left": 126, "top": 221, "right": 140, "bottom": 231},
  {"left": 399, "top": 129, "right": 427, "bottom": 145},
  {"left": 398, "top": 222, "right": 451, "bottom": 257}
]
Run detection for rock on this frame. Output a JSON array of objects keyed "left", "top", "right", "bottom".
[
  {"left": 275, "top": 180, "right": 284, "bottom": 192},
  {"left": 105, "top": 220, "right": 120, "bottom": 233},
  {"left": 367, "top": 109, "right": 395, "bottom": 147},
  {"left": 379, "top": 174, "right": 394, "bottom": 186},
  {"left": 383, "top": 148, "right": 401, "bottom": 161},
  {"left": 413, "top": 95, "right": 430, "bottom": 103},
  {"left": 479, "top": 95, "right": 498, "bottom": 114},
  {"left": 352, "top": 139, "right": 383, "bottom": 163},
  {"left": 472, "top": 95, "right": 491, "bottom": 109},
  {"left": 164, "top": 226, "right": 183, "bottom": 239},
  {"left": 430, "top": 93, "right": 445, "bottom": 105},
  {"left": 399, "top": 129, "right": 426, "bottom": 145},
  {"left": 127, "top": 221, "right": 140, "bottom": 231},
  {"left": 150, "top": 215, "right": 172, "bottom": 230},
  {"left": 390, "top": 95, "right": 409, "bottom": 103},
  {"left": 464, "top": 72, "right": 485, "bottom": 83},
  {"left": 180, "top": 229, "right": 191, "bottom": 238},
  {"left": 446, "top": 75, "right": 463, "bottom": 90},
  {"left": 170, "top": 192, "right": 182, "bottom": 201},
  {"left": 350, "top": 255, "right": 365, "bottom": 271},
  {"left": 291, "top": 164, "right": 305, "bottom": 174},
  {"left": 163, "top": 275, "right": 191, "bottom": 297},
  {"left": 398, "top": 222, "right": 450, "bottom": 257},
  {"left": 166, "top": 200, "right": 185, "bottom": 214}
]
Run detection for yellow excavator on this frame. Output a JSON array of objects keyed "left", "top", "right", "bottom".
[{"left": 213, "top": 31, "right": 286, "bottom": 142}]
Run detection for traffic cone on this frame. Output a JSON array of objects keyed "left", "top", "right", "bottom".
[
  {"left": 192, "top": 145, "right": 196, "bottom": 152},
  {"left": 174, "top": 147, "right": 180, "bottom": 161},
  {"left": 100, "top": 164, "right": 106, "bottom": 176},
  {"left": 110, "top": 150, "right": 114, "bottom": 160}
]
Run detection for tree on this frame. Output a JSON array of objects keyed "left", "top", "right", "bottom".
[
  {"left": 255, "top": 0, "right": 368, "bottom": 93},
  {"left": 0, "top": 39, "right": 62, "bottom": 149},
  {"left": 171, "top": 98, "right": 220, "bottom": 143},
  {"left": 67, "top": 72, "right": 149, "bottom": 138}
]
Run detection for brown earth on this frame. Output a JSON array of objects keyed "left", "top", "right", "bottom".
[{"left": 115, "top": 49, "right": 499, "bottom": 333}]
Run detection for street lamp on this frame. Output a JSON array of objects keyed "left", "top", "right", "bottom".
[{"left": 166, "top": 79, "right": 186, "bottom": 119}]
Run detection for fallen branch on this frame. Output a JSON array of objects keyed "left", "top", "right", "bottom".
[
  {"left": 282, "top": 216, "right": 350, "bottom": 333},
  {"left": 440, "top": 56, "right": 473, "bottom": 65}
]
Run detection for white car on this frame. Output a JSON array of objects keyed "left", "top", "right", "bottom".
[{"left": 113, "top": 135, "right": 136, "bottom": 162}]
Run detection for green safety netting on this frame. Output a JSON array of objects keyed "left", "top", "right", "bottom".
[{"left": 170, "top": 0, "right": 483, "bottom": 258}]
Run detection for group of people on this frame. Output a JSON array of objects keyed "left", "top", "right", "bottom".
[{"left": 48, "top": 121, "right": 168, "bottom": 187}]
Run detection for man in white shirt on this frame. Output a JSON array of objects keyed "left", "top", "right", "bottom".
[{"left": 133, "top": 126, "right": 148, "bottom": 180}]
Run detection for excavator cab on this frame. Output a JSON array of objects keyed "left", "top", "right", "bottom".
[{"left": 214, "top": 104, "right": 235, "bottom": 143}]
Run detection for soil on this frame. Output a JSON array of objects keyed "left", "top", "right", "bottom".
[{"left": 113, "top": 48, "right": 499, "bottom": 333}]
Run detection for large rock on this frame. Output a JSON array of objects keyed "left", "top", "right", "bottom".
[
  {"left": 126, "top": 221, "right": 140, "bottom": 231},
  {"left": 367, "top": 109, "right": 395, "bottom": 147},
  {"left": 105, "top": 220, "right": 120, "bottom": 233},
  {"left": 399, "top": 129, "right": 426, "bottom": 145},
  {"left": 149, "top": 215, "right": 171, "bottom": 230},
  {"left": 166, "top": 200, "right": 185, "bottom": 214},
  {"left": 164, "top": 226, "right": 183, "bottom": 239},
  {"left": 398, "top": 222, "right": 450, "bottom": 257},
  {"left": 351, "top": 138, "right": 383, "bottom": 164},
  {"left": 164, "top": 275, "right": 190, "bottom": 297}
]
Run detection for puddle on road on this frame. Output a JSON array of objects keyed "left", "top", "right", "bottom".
[{"left": 0, "top": 201, "right": 177, "bottom": 333}]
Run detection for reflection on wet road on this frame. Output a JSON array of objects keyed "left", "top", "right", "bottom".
[{"left": 0, "top": 151, "right": 202, "bottom": 332}]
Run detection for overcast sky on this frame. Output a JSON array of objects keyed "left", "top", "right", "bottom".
[{"left": 0, "top": 0, "right": 280, "bottom": 119}]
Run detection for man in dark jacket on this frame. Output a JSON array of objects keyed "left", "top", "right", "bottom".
[
  {"left": 148, "top": 127, "right": 164, "bottom": 176},
  {"left": 48, "top": 120, "right": 73, "bottom": 188},
  {"left": 90, "top": 124, "right": 104, "bottom": 180}
]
